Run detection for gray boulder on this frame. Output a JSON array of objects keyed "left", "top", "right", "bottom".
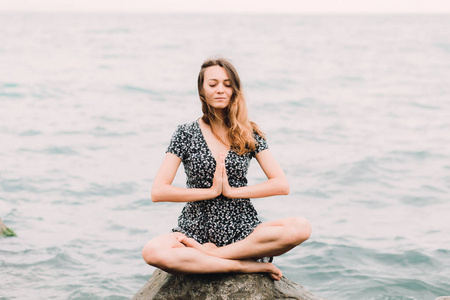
[{"left": 132, "top": 269, "right": 325, "bottom": 300}]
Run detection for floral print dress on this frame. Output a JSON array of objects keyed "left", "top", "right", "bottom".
[{"left": 167, "top": 119, "right": 268, "bottom": 247}]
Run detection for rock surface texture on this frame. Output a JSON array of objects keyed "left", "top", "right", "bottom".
[{"left": 132, "top": 269, "right": 325, "bottom": 300}]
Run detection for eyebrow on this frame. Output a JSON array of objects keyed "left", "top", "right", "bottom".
[{"left": 208, "top": 79, "right": 231, "bottom": 82}]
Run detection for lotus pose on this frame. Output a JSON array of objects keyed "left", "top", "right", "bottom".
[{"left": 142, "top": 57, "right": 311, "bottom": 280}]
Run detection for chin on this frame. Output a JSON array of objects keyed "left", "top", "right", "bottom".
[
  {"left": 212, "top": 105, "right": 229, "bottom": 110},
  {"left": 210, "top": 102, "right": 229, "bottom": 109}
]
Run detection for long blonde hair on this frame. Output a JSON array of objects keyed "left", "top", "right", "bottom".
[{"left": 197, "top": 57, "right": 265, "bottom": 155}]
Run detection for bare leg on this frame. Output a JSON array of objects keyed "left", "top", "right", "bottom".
[
  {"left": 142, "top": 232, "right": 283, "bottom": 280},
  {"left": 178, "top": 217, "right": 311, "bottom": 260}
]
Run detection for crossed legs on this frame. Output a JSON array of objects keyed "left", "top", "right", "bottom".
[{"left": 142, "top": 217, "right": 311, "bottom": 281}]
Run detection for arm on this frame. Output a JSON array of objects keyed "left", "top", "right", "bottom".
[
  {"left": 151, "top": 152, "right": 223, "bottom": 203},
  {"left": 222, "top": 149, "right": 290, "bottom": 199}
]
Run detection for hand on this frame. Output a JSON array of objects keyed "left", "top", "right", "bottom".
[
  {"left": 220, "top": 153, "right": 234, "bottom": 198},
  {"left": 210, "top": 154, "right": 223, "bottom": 198}
]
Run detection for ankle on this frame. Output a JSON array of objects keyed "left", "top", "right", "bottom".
[{"left": 230, "top": 260, "right": 243, "bottom": 273}]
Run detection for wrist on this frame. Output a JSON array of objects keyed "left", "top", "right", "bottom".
[
  {"left": 224, "top": 186, "right": 236, "bottom": 198},
  {"left": 209, "top": 186, "right": 221, "bottom": 199}
]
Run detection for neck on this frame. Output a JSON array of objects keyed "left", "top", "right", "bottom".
[
  {"left": 205, "top": 109, "right": 227, "bottom": 128},
  {"left": 214, "top": 108, "right": 227, "bottom": 124},
  {"left": 201, "top": 111, "right": 231, "bottom": 147}
]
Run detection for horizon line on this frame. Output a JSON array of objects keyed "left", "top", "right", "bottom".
[{"left": 1, "top": 10, "right": 450, "bottom": 15}]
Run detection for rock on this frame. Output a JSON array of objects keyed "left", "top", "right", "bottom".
[
  {"left": 435, "top": 297, "right": 450, "bottom": 300},
  {"left": 0, "top": 218, "right": 17, "bottom": 237},
  {"left": 132, "top": 269, "right": 325, "bottom": 300}
]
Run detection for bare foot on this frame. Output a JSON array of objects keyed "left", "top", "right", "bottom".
[
  {"left": 262, "top": 262, "right": 283, "bottom": 281},
  {"left": 238, "top": 260, "right": 283, "bottom": 281},
  {"left": 177, "top": 236, "right": 203, "bottom": 249},
  {"left": 267, "top": 265, "right": 283, "bottom": 281},
  {"left": 203, "top": 242, "right": 218, "bottom": 251},
  {"left": 177, "top": 236, "right": 216, "bottom": 254}
]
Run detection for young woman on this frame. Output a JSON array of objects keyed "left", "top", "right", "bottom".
[{"left": 142, "top": 57, "right": 311, "bottom": 280}]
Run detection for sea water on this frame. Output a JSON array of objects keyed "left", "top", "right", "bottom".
[{"left": 0, "top": 13, "right": 449, "bottom": 299}]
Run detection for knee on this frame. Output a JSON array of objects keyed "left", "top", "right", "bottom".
[
  {"left": 287, "top": 217, "right": 312, "bottom": 246},
  {"left": 142, "top": 241, "right": 164, "bottom": 267}
]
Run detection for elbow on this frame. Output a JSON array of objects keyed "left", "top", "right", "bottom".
[
  {"left": 279, "top": 179, "right": 290, "bottom": 195},
  {"left": 151, "top": 186, "right": 163, "bottom": 202},
  {"left": 280, "top": 183, "right": 290, "bottom": 195}
]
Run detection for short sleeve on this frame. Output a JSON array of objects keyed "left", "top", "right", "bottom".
[
  {"left": 253, "top": 131, "right": 269, "bottom": 155},
  {"left": 166, "top": 125, "right": 189, "bottom": 160}
]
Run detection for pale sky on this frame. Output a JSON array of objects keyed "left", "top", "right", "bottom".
[{"left": 1, "top": 0, "right": 450, "bottom": 13}]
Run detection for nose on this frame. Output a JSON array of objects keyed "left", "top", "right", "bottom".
[{"left": 217, "top": 84, "right": 224, "bottom": 93}]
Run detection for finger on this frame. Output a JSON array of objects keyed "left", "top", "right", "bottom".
[
  {"left": 217, "top": 161, "right": 224, "bottom": 180},
  {"left": 222, "top": 163, "right": 228, "bottom": 183},
  {"left": 215, "top": 154, "right": 222, "bottom": 169},
  {"left": 215, "top": 158, "right": 222, "bottom": 173}
]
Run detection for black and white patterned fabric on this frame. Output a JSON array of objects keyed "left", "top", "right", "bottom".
[{"left": 167, "top": 119, "right": 268, "bottom": 247}]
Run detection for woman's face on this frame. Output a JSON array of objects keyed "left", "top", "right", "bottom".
[{"left": 202, "top": 66, "right": 233, "bottom": 111}]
